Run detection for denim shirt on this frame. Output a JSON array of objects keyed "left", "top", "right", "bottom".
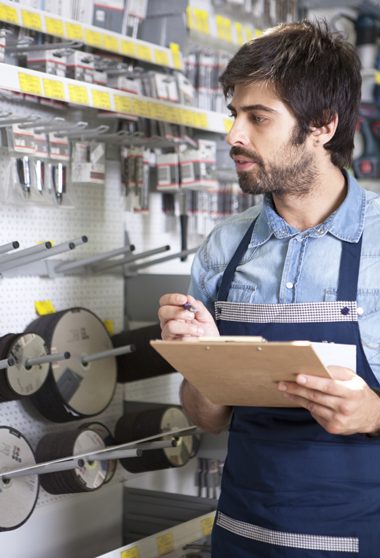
[{"left": 189, "top": 173, "right": 380, "bottom": 382}]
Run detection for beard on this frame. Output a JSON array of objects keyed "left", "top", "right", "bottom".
[{"left": 230, "top": 141, "right": 318, "bottom": 198}]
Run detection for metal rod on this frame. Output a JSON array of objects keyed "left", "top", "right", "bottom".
[
  {"left": 81, "top": 344, "right": 135, "bottom": 365},
  {"left": 93, "top": 245, "right": 171, "bottom": 273},
  {"left": 0, "top": 115, "right": 41, "bottom": 128},
  {"left": 0, "top": 241, "right": 19, "bottom": 255},
  {"left": 54, "top": 245, "right": 136, "bottom": 273},
  {"left": 0, "top": 243, "right": 54, "bottom": 273},
  {"left": 127, "top": 247, "right": 199, "bottom": 271},
  {"left": 18, "top": 117, "right": 65, "bottom": 130},
  {"left": 54, "top": 125, "right": 110, "bottom": 139},
  {"left": 0, "top": 357, "right": 15, "bottom": 370},
  {"left": 24, "top": 351, "right": 70, "bottom": 370},
  {"left": 71, "top": 235, "right": 88, "bottom": 247},
  {"left": 5, "top": 40, "right": 83, "bottom": 53},
  {"left": 0, "top": 242, "right": 51, "bottom": 264}
]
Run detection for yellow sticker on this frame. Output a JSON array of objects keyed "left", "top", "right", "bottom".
[
  {"left": 135, "top": 99, "right": 151, "bottom": 118},
  {"left": 18, "top": 72, "right": 43, "bottom": 96},
  {"left": 169, "top": 42, "right": 182, "bottom": 70},
  {"left": 255, "top": 28, "right": 264, "bottom": 37},
  {"left": 68, "top": 84, "right": 89, "bottom": 106},
  {"left": 35, "top": 300, "right": 57, "bottom": 316},
  {"left": 194, "top": 9, "right": 209, "bottom": 35},
  {"left": 103, "top": 320, "right": 114, "bottom": 336},
  {"left": 154, "top": 49, "right": 169, "bottom": 67},
  {"left": 103, "top": 33, "right": 120, "bottom": 53},
  {"left": 65, "top": 22, "right": 84, "bottom": 40},
  {"left": 91, "top": 89, "right": 111, "bottom": 110},
  {"left": 234, "top": 22, "right": 244, "bottom": 45},
  {"left": 224, "top": 117, "right": 233, "bottom": 133},
  {"left": 0, "top": 3, "right": 19, "bottom": 25},
  {"left": 200, "top": 516, "right": 214, "bottom": 536},
  {"left": 85, "top": 29, "right": 104, "bottom": 48},
  {"left": 194, "top": 112, "right": 209, "bottom": 129},
  {"left": 21, "top": 9, "right": 42, "bottom": 31},
  {"left": 244, "top": 25, "right": 254, "bottom": 41},
  {"left": 43, "top": 78, "right": 65, "bottom": 101},
  {"left": 199, "top": 9, "right": 210, "bottom": 35},
  {"left": 114, "top": 94, "right": 135, "bottom": 114},
  {"left": 136, "top": 44, "right": 152, "bottom": 62},
  {"left": 156, "top": 533, "right": 174, "bottom": 555},
  {"left": 121, "top": 39, "right": 137, "bottom": 58},
  {"left": 44, "top": 16, "right": 65, "bottom": 37},
  {"left": 120, "top": 547, "right": 140, "bottom": 558}
]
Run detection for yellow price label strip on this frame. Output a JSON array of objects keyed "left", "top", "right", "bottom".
[
  {"left": 103, "top": 33, "right": 120, "bottom": 53},
  {"left": 224, "top": 117, "right": 233, "bottom": 133},
  {"left": 201, "top": 516, "right": 214, "bottom": 537},
  {"left": 244, "top": 25, "right": 254, "bottom": 41},
  {"left": 121, "top": 39, "right": 137, "bottom": 58},
  {"left": 21, "top": 9, "right": 42, "bottom": 31},
  {"left": 35, "top": 300, "right": 57, "bottom": 316},
  {"left": 114, "top": 95, "right": 135, "bottom": 115},
  {"left": 235, "top": 22, "right": 244, "bottom": 45},
  {"left": 120, "top": 547, "right": 140, "bottom": 558},
  {"left": 136, "top": 44, "right": 152, "bottom": 62},
  {"left": 156, "top": 533, "right": 174, "bottom": 556},
  {"left": 68, "top": 84, "right": 89, "bottom": 106},
  {"left": 45, "top": 16, "right": 65, "bottom": 37},
  {"left": 194, "top": 112, "right": 209, "bottom": 129},
  {"left": 65, "top": 22, "right": 84, "bottom": 40},
  {"left": 91, "top": 89, "right": 111, "bottom": 110},
  {"left": 18, "top": 72, "right": 43, "bottom": 96},
  {"left": 194, "top": 9, "right": 209, "bottom": 35},
  {"left": 0, "top": 3, "right": 19, "bottom": 25},
  {"left": 154, "top": 49, "right": 170, "bottom": 67},
  {"left": 255, "top": 28, "right": 264, "bottom": 37},
  {"left": 43, "top": 78, "right": 65, "bottom": 101},
  {"left": 170, "top": 42, "right": 182, "bottom": 70},
  {"left": 85, "top": 29, "right": 104, "bottom": 48}
]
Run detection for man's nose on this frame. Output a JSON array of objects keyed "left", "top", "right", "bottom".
[{"left": 226, "top": 120, "right": 250, "bottom": 146}]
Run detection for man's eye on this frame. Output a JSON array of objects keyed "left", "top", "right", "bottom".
[
  {"left": 227, "top": 112, "right": 236, "bottom": 118},
  {"left": 252, "top": 116, "right": 266, "bottom": 124}
]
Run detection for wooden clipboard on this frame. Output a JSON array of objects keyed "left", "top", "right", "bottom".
[{"left": 150, "top": 337, "right": 356, "bottom": 407}]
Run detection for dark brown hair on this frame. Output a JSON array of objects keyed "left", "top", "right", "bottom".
[{"left": 220, "top": 20, "right": 362, "bottom": 169}]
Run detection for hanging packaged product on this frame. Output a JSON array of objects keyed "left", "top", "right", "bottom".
[
  {"left": 71, "top": 141, "right": 106, "bottom": 184},
  {"left": 122, "top": 147, "right": 150, "bottom": 212},
  {"left": 93, "top": 0, "right": 125, "bottom": 33},
  {"left": 156, "top": 152, "right": 180, "bottom": 192},
  {"left": 66, "top": 52, "right": 95, "bottom": 83},
  {"left": 26, "top": 48, "right": 67, "bottom": 77},
  {"left": 179, "top": 139, "right": 217, "bottom": 190}
]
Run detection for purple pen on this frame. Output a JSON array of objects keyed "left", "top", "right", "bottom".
[{"left": 183, "top": 302, "right": 197, "bottom": 313}]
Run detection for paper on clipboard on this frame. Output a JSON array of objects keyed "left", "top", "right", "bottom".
[{"left": 150, "top": 337, "right": 356, "bottom": 407}]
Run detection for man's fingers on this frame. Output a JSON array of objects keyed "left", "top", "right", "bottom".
[
  {"left": 159, "top": 293, "right": 188, "bottom": 307},
  {"left": 161, "top": 321, "right": 204, "bottom": 340}
]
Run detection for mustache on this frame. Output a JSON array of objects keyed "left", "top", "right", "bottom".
[{"left": 229, "top": 146, "right": 263, "bottom": 165}]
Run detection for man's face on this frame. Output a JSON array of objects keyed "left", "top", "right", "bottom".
[{"left": 227, "top": 82, "right": 317, "bottom": 197}]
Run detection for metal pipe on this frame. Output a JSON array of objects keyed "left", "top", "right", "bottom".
[
  {"left": 24, "top": 351, "right": 70, "bottom": 370},
  {"left": 5, "top": 41, "right": 83, "bottom": 54},
  {"left": 0, "top": 243, "right": 53, "bottom": 272},
  {"left": 127, "top": 247, "right": 199, "bottom": 271},
  {"left": 0, "top": 357, "right": 15, "bottom": 370},
  {"left": 81, "top": 344, "right": 135, "bottom": 365},
  {"left": 93, "top": 245, "right": 170, "bottom": 273},
  {"left": 0, "top": 241, "right": 19, "bottom": 255},
  {"left": 0, "top": 242, "right": 51, "bottom": 263},
  {"left": 54, "top": 245, "right": 136, "bottom": 274}
]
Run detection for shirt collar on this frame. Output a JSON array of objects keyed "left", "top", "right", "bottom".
[{"left": 249, "top": 171, "right": 366, "bottom": 247}]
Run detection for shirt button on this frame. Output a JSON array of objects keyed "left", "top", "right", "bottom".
[
  {"left": 317, "top": 227, "right": 325, "bottom": 235},
  {"left": 286, "top": 281, "right": 294, "bottom": 289},
  {"left": 357, "top": 307, "right": 364, "bottom": 315}
]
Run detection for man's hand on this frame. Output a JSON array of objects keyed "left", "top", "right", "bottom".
[
  {"left": 158, "top": 293, "right": 219, "bottom": 340},
  {"left": 278, "top": 366, "right": 380, "bottom": 435}
]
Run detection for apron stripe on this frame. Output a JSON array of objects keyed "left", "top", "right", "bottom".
[
  {"left": 215, "top": 301, "right": 358, "bottom": 323},
  {"left": 216, "top": 511, "right": 359, "bottom": 553}
]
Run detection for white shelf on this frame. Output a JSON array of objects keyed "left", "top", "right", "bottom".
[
  {"left": 0, "top": 63, "right": 231, "bottom": 134},
  {"left": 96, "top": 511, "right": 215, "bottom": 558},
  {"left": 0, "top": 0, "right": 183, "bottom": 70}
]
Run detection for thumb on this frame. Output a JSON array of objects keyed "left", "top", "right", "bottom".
[{"left": 327, "top": 365, "right": 356, "bottom": 381}]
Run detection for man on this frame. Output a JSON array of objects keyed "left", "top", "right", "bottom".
[{"left": 158, "top": 20, "right": 380, "bottom": 557}]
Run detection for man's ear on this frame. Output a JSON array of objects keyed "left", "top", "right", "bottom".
[{"left": 310, "top": 113, "right": 339, "bottom": 146}]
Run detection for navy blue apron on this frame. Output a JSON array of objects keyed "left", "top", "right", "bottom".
[{"left": 212, "top": 218, "right": 380, "bottom": 557}]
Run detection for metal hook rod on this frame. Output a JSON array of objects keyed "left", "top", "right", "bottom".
[
  {"left": 54, "top": 245, "right": 136, "bottom": 274},
  {"left": 36, "top": 121, "right": 88, "bottom": 134},
  {"left": 0, "top": 241, "right": 19, "bottom": 255},
  {"left": 18, "top": 117, "right": 66, "bottom": 130},
  {"left": 81, "top": 344, "right": 135, "bottom": 365},
  {"left": 24, "top": 351, "right": 70, "bottom": 370},
  {"left": 5, "top": 40, "right": 83, "bottom": 54},
  {"left": 0, "top": 242, "right": 51, "bottom": 264},
  {"left": 0, "top": 115, "right": 41, "bottom": 128},
  {"left": 127, "top": 247, "right": 199, "bottom": 271},
  {"left": 92, "top": 439, "right": 176, "bottom": 462},
  {"left": 54, "top": 125, "right": 110, "bottom": 139},
  {"left": 93, "top": 245, "right": 171, "bottom": 273},
  {"left": 0, "top": 357, "right": 15, "bottom": 370}
]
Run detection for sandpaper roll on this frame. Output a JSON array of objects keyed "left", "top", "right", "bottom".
[{"left": 112, "top": 324, "right": 176, "bottom": 382}]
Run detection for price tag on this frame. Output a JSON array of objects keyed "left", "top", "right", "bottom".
[
  {"left": 154, "top": 49, "right": 169, "bottom": 67},
  {"left": 170, "top": 43, "right": 182, "bottom": 70},
  {"left": 234, "top": 22, "right": 244, "bottom": 45},
  {"left": 194, "top": 9, "right": 209, "bottom": 35},
  {"left": 156, "top": 532, "right": 174, "bottom": 556},
  {"left": 120, "top": 547, "right": 140, "bottom": 558},
  {"left": 43, "top": 78, "right": 65, "bottom": 101},
  {"left": 0, "top": 3, "right": 19, "bottom": 25},
  {"left": 65, "top": 22, "right": 83, "bottom": 40},
  {"left": 91, "top": 89, "right": 111, "bottom": 110},
  {"left": 114, "top": 95, "right": 135, "bottom": 115},
  {"left": 194, "top": 112, "right": 209, "bottom": 129},
  {"left": 45, "top": 16, "right": 65, "bottom": 37},
  {"left": 136, "top": 44, "right": 152, "bottom": 62},
  {"left": 224, "top": 17, "right": 233, "bottom": 43},
  {"left": 103, "top": 33, "right": 120, "bottom": 53},
  {"left": 121, "top": 39, "right": 136, "bottom": 58},
  {"left": 255, "top": 28, "right": 264, "bottom": 37},
  {"left": 216, "top": 15, "right": 232, "bottom": 43},
  {"left": 135, "top": 99, "right": 151, "bottom": 118},
  {"left": 85, "top": 29, "right": 104, "bottom": 48},
  {"left": 224, "top": 117, "right": 233, "bottom": 133},
  {"left": 21, "top": 9, "right": 42, "bottom": 31},
  {"left": 244, "top": 25, "right": 254, "bottom": 41},
  {"left": 68, "top": 84, "right": 89, "bottom": 106},
  {"left": 35, "top": 300, "right": 57, "bottom": 316},
  {"left": 200, "top": 516, "right": 214, "bottom": 536},
  {"left": 18, "top": 72, "right": 43, "bottom": 96}
]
